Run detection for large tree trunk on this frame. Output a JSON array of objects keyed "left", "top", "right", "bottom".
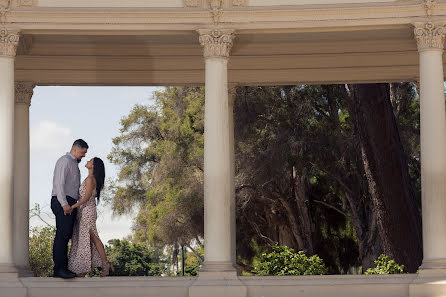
[
  {"left": 327, "top": 85, "right": 382, "bottom": 270},
  {"left": 350, "top": 83, "right": 422, "bottom": 273}
]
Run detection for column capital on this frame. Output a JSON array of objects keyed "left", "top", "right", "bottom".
[
  {"left": 0, "top": 27, "right": 20, "bottom": 57},
  {"left": 15, "top": 82, "right": 35, "bottom": 106},
  {"left": 414, "top": 22, "right": 446, "bottom": 52},
  {"left": 197, "top": 29, "right": 235, "bottom": 59}
]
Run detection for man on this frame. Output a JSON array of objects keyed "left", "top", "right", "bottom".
[{"left": 51, "top": 139, "right": 88, "bottom": 279}]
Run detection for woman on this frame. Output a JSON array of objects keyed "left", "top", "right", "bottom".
[{"left": 68, "top": 157, "right": 114, "bottom": 277}]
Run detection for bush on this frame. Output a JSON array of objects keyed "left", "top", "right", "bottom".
[
  {"left": 105, "top": 239, "right": 167, "bottom": 276},
  {"left": 254, "top": 244, "right": 328, "bottom": 276},
  {"left": 365, "top": 254, "right": 405, "bottom": 274},
  {"left": 29, "top": 227, "right": 55, "bottom": 277}
]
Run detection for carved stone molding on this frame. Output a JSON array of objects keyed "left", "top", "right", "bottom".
[
  {"left": 422, "top": 0, "right": 437, "bottom": 18},
  {"left": 198, "top": 29, "right": 235, "bottom": 58},
  {"left": 0, "top": 27, "right": 20, "bottom": 57},
  {"left": 0, "top": 0, "right": 11, "bottom": 24},
  {"left": 18, "top": 0, "right": 33, "bottom": 7},
  {"left": 15, "top": 82, "right": 35, "bottom": 106},
  {"left": 209, "top": 0, "right": 222, "bottom": 8},
  {"left": 183, "top": 0, "right": 201, "bottom": 7},
  {"left": 0, "top": 0, "right": 10, "bottom": 9},
  {"left": 232, "top": 0, "right": 247, "bottom": 6},
  {"left": 185, "top": 0, "right": 243, "bottom": 9},
  {"left": 414, "top": 22, "right": 446, "bottom": 51},
  {"left": 208, "top": 0, "right": 223, "bottom": 25}
]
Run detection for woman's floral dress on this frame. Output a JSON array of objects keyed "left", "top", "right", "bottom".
[{"left": 68, "top": 179, "right": 102, "bottom": 274}]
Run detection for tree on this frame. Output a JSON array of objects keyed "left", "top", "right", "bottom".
[
  {"left": 346, "top": 84, "right": 422, "bottom": 272},
  {"left": 234, "top": 85, "right": 374, "bottom": 272},
  {"left": 107, "top": 87, "right": 205, "bottom": 249}
]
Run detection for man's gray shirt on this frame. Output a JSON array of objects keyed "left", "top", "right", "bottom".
[{"left": 51, "top": 153, "right": 80, "bottom": 206}]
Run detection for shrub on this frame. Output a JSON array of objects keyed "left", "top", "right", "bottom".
[
  {"left": 254, "top": 244, "right": 328, "bottom": 276},
  {"left": 105, "top": 239, "right": 166, "bottom": 276},
  {"left": 365, "top": 254, "right": 405, "bottom": 274},
  {"left": 29, "top": 227, "right": 55, "bottom": 277}
]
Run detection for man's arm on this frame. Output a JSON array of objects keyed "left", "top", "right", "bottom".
[{"left": 53, "top": 158, "right": 70, "bottom": 212}]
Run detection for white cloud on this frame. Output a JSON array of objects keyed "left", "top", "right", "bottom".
[
  {"left": 96, "top": 205, "right": 134, "bottom": 242},
  {"left": 30, "top": 121, "right": 73, "bottom": 153}
]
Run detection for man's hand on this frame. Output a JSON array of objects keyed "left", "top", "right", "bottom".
[{"left": 63, "top": 205, "right": 73, "bottom": 215}]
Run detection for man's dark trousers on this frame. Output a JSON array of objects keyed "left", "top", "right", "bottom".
[{"left": 51, "top": 196, "right": 77, "bottom": 274}]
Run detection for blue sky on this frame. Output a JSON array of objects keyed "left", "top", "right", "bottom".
[{"left": 29, "top": 86, "right": 161, "bottom": 242}]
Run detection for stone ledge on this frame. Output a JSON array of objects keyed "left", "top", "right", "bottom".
[{"left": 0, "top": 273, "right": 442, "bottom": 297}]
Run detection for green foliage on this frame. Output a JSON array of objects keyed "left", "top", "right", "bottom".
[
  {"left": 254, "top": 244, "right": 328, "bottom": 276},
  {"left": 105, "top": 239, "right": 166, "bottom": 276},
  {"left": 365, "top": 254, "right": 405, "bottom": 274},
  {"left": 29, "top": 227, "right": 55, "bottom": 277},
  {"left": 183, "top": 247, "right": 203, "bottom": 276}
]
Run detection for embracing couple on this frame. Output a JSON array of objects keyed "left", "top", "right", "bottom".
[{"left": 51, "top": 139, "right": 114, "bottom": 279}]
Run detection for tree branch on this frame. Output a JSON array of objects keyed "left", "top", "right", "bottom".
[
  {"left": 186, "top": 244, "right": 204, "bottom": 263},
  {"left": 313, "top": 199, "right": 347, "bottom": 217}
]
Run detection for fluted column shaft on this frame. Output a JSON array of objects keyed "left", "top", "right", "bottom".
[
  {"left": 198, "top": 29, "right": 236, "bottom": 271},
  {"left": 0, "top": 27, "right": 20, "bottom": 271},
  {"left": 13, "top": 82, "right": 35, "bottom": 273},
  {"left": 414, "top": 22, "right": 446, "bottom": 269}
]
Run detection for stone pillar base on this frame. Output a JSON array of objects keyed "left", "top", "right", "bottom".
[
  {"left": 410, "top": 270, "right": 446, "bottom": 297},
  {"left": 419, "top": 259, "right": 446, "bottom": 271},
  {"left": 16, "top": 265, "right": 34, "bottom": 277},
  {"left": 200, "top": 261, "right": 237, "bottom": 273},
  {"left": 0, "top": 263, "right": 19, "bottom": 278},
  {"left": 189, "top": 263, "right": 246, "bottom": 297},
  {"left": 0, "top": 264, "right": 26, "bottom": 297},
  {"left": 410, "top": 261, "right": 446, "bottom": 297}
]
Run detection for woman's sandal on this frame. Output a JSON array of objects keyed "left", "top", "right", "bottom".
[{"left": 100, "top": 261, "right": 115, "bottom": 277}]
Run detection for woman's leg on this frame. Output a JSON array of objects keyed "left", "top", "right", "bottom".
[{"left": 89, "top": 229, "right": 107, "bottom": 265}]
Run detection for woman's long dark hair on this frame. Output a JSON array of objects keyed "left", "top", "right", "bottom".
[{"left": 93, "top": 157, "right": 105, "bottom": 203}]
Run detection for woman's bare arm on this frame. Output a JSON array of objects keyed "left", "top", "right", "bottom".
[{"left": 71, "top": 177, "right": 96, "bottom": 209}]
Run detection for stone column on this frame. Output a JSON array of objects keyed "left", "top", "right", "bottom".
[
  {"left": 228, "top": 84, "right": 237, "bottom": 268},
  {"left": 13, "top": 82, "right": 35, "bottom": 276},
  {"left": 0, "top": 27, "right": 20, "bottom": 276},
  {"left": 197, "top": 29, "right": 236, "bottom": 272},
  {"left": 190, "top": 28, "right": 246, "bottom": 297},
  {"left": 414, "top": 22, "right": 446, "bottom": 271}
]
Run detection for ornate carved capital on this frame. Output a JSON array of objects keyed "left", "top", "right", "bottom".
[
  {"left": 15, "top": 82, "right": 35, "bottom": 106},
  {"left": 0, "top": 27, "right": 20, "bottom": 57},
  {"left": 414, "top": 22, "right": 446, "bottom": 51},
  {"left": 198, "top": 29, "right": 235, "bottom": 58}
]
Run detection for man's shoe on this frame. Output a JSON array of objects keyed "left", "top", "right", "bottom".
[{"left": 54, "top": 269, "right": 76, "bottom": 279}]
